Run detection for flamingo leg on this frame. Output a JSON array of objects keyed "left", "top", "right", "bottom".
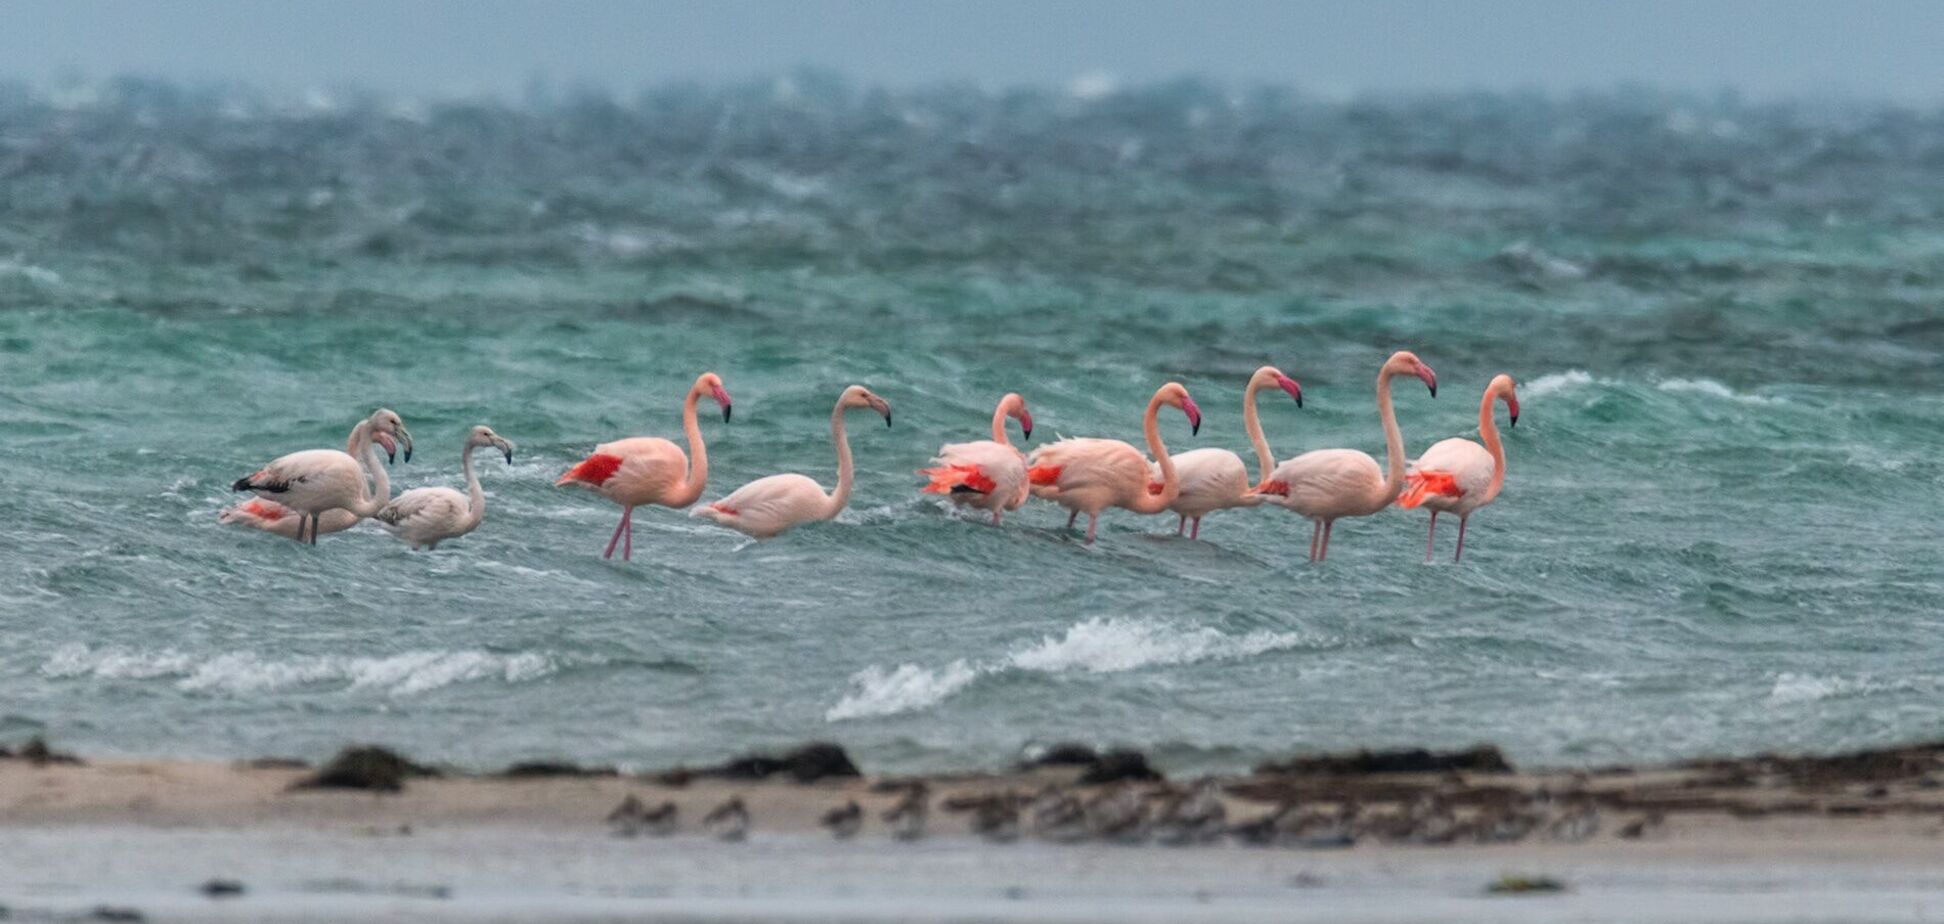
[
  {"left": 1176, "top": 514, "right": 1186, "bottom": 536},
  {"left": 623, "top": 507, "right": 635, "bottom": 562},
  {"left": 305, "top": 514, "right": 317, "bottom": 545},
  {"left": 1454, "top": 516, "right": 1468, "bottom": 563},
  {"left": 1319, "top": 520, "right": 1334, "bottom": 561},
  {"left": 1066, "top": 509, "right": 1079, "bottom": 532},
  {"left": 1191, "top": 517, "right": 1201, "bottom": 540},
  {"left": 1308, "top": 520, "right": 1321, "bottom": 561},
  {"left": 1085, "top": 513, "right": 1099, "bottom": 545},
  {"left": 990, "top": 510, "right": 1002, "bottom": 526},
  {"left": 603, "top": 508, "right": 629, "bottom": 560},
  {"left": 1425, "top": 511, "right": 1437, "bottom": 563}
]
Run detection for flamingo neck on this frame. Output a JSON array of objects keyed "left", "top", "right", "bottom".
[
  {"left": 1375, "top": 369, "right": 1406, "bottom": 506},
  {"left": 1480, "top": 389, "right": 1507, "bottom": 503},
  {"left": 989, "top": 398, "right": 1012, "bottom": 447},
  {"left": 670, "top": 385, "right": 709, "bottom": 508},
  {"left": 1130, "top": 392, "right": 1177, "bottom": 513},
  {"left": 825, "top": 400, "right": 855, "bottom": 520},
  {"left": 345, "top": 422, "right": 386, "bottom": 517},
  {"left": 460, "top": 443, "right": 486, "bottom": 530},
  {"left": 349, "top": 424, "right": 390, "bottom": 501},
  {"left": 1242, "top": 377, "right": 1274, "bottom": 483}
]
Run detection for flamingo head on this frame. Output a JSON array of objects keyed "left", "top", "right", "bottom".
[
  {"left": 368, "top": 408, "right": 412, "bottom": 462},
  {"left": 1491, "top": 373, "right": 1520, "bottom": 427},
  {"left": 1255, "top": 365, "right": 1304, "bottom": 408},
  {"left": 373, "top": 431, "right": 398, "bottom": 464},
  {"left": 841, "top": 385, "right": 893, "bottom": 427},
  {"left": 1002, "top": 392, "right": 1033, "bottom": 440},
  {"left": 1385, "top": 352, "right": 1437, "bottom": 398},
  {"left": 697, "top": 372, "right": 732, "bottom": 423},
  {"left": 467, "top": 425, "right": 516, "bottom": 464},
  {"left": 1157, "top": 382, "right": 1201, "bottom": 436}
]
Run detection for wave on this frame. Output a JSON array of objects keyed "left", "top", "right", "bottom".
[
  {"left": 1657, "top": 378, "right": 1782, "bottom": 405},
  {"left": 1523, "top": 370, "right": 1596, "bottom": 398},
  {"left": 41, "top": 644, "right": 556, "bottom": 696},
  {"left": 827, "top": 617, "right": 1310, "bottom": 721},
  {"left": 1766, "top": 672, "right": 1921, "bottom": 704}
]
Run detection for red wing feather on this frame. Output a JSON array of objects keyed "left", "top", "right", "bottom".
[
  {"left": 1398, "top": 471, "right": 1463, "bottom": 508},
  {"left": 557, "top": 452, "right": 624, "bottom": 487}
]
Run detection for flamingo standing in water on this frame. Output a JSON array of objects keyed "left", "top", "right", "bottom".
[
  {"left": 918, "top": 393, "right": 1033, "bottom": 525},
  {"left": 375, "top": 425, "right": 516, "bottom": 550},
  {"left": 556, "top": 372, "right": 731, "bottom": 561},
  {"left": 692, "top": 385, "right": 892, "bottom": 539},
  {"left": 220, "top": 413, "right": 400, "bottom": 540},
  {"left": 1398, "top": 374, "right": 1519, "bottom": 562},
  {"left": 1252, "top": 351, "right": 1437, "bottom": 561},
  {"left": 1162, "top": 366, "right": 1303, "bottom": 539},
  {"left": 1025, "top": 382, "right": 1201, "bottom": 544},
  {"left": 231, "top": 409, "right": 413, "bottom": 544}
]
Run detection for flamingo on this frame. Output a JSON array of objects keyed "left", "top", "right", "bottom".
[
  {"left": 1252, "top": 351, "right": 1437, "bottom": 562},
  {"left": 556, "top": 372, "right": 731, "bottom": 561},
  {"left": 373, "top": 425, "right": 516, "bottom": 550},
  {"left": 917, "top": 392, "right": 1033, "bottom": 525},
  {"left": 1162, "top": 366, "right": 1303, "bottom": 539},
  {"left": 1398, "top": 374, "right": 1519, "bottom": 562},
  {"left": 1024, "top": 382, "right": 1202, "bottom": 545},
  {"left": 691, "top": 385, "right": 892, "bottom": 539},
  {"left": 230, "top": 409, "right": 412, "bottom": 544},
  {"left": 219, "top": 415, "right": 400, "bottom": 540}
]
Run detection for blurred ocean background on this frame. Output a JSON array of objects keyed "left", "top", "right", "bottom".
[{"left": 2, "top": 76, "right": 1941, "bottom": 772}]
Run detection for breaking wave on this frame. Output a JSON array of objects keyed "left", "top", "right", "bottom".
[{"left": 41, "top": 644, "right": 556, "bottom": 696}]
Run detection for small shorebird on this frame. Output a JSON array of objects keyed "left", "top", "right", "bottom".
[
  {"left": 820, "top": 800, "right": 863, "bottom": 839},
  {"left": 1083, "top": 786, "right": 1150, "bottom": 843},
  {"left": 557, "top": 372, "right": 731, "bottom": 561},
  {"left": 918, "top": 392, "right": 1033, "bottom": 525},
  {"left": 1152, "top": 781, "right": 1227, "bottom": 846},
  {"left": 694, "top": 385, "right": 891, "bottom": 539},
  {"left": 881, "top": 783, "right": 928, "bottom": 842},
  {"left": 970, "top": 794, "right": 1022, "bottom": 843},
  {"left": 1029, "top": 786, "right": 1087, "bottom": 843},
  {"left": 639, "top": 800, "right": 679, "bottom": 837},
  {"left": 704, "top": 796, "right": 749, "bottom": 842},
  {"left": 1398, "top": 373, "right": 1519, "bottom": 562}
]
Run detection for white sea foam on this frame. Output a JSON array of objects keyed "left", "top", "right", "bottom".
[
  {"left": 826, "top": 617, "right": 1308, "bottom": 721},
  {"left": 1523, "top": 369, "right": 1596, "bottom": 398},
  {"left": 1766, "top": 672, "right": 1917, "bottom": 704},
  {"left": 1658, "top": 378, "right": 1781, "bottom": 404},
  {"left": 41, "top": 644, "right": 554, "bottom": 696}
]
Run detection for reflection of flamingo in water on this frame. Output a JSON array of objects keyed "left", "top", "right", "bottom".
[
  {"left": 556, "top": 372, "right": 731, "bottom": 561},
  {"left": 1162, "top": 366, "right": 1302, "bottom": 539},
  {"left": 229, "top": 409, "right": 412, "bottom": 544},
  {"left": 1252, "top": 352, "right": 1437, "bottom": 562},
  {"left": 918, "top": 392, "right": 1033, "bottom": 525},
  {"left": 220, "top": 417, "right": 400, "bottom": 540},
  {"left": 1024, "top": 382, "right": 1201, "bottom": 545},
  {"left": 692, "top": 385, "right": 892, "bottom": 540},
  {"left": 1399, "top": 374, "right": 1519, "bottom": 562},
  {"left": 375, "top": 425, "right": 515, "bottom": 550}
]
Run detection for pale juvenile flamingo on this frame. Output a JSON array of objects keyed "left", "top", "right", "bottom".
[
  {"left": 556, "top": 372, "right": 731, "bottom": 561},
  {"left": 230, "top": 409, "right": 412, "bottom": 544},
  {"left": 1252, "top": 351, "right": 1437, "bottom": 561},
  {"left": 1162, "top": 366, "right": 1303, "bottom": 539},
  {"left": 918, "top": 392, "right": 1033, "bottom": 525},
  {"left": 692, "top": 385, "right": 892, "bottom": 539},
  {"left": 1024, "top": 382, "right": 1201, "bottom": 545},
  {"left": 1398, "top": 374, "right": 1519, "bottom": 562},
  {"left": 374, "top": 425, "right": 516, "bottom": 550},
  {"left": 219, "top": 416, "right": 400, "bottom": 540}
]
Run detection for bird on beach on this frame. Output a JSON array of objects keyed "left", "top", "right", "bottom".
[
  {"left": 231, "top": 409, "right": 413, "bottom": 544},
  {"left": 692, "top": 385, "right": 892, "bottom": 539},
  {"left": 220, "top": 414, "right": 400, "bottom": 540},
  {"left": 373, "top": 425, "right": 514, "bottom": 550},
  {"left": 704, "top": 796, "right": 749, "bottom": 842},
  {"left": 557, "top": 372, "right": 731, "bottom": 561},
  {"left": 1397, "top": 374, "right": 1519, "bottom": 562},
  {"left": 820, "top": 800, "right": 863, "bottom": 839},
  {"left": 918, "top": 392, "right": 1033, "bottom": 525},
  {"left": 1162, "top": 366, "right": 1303, "bottom": 539},
  {"left": 882, "top": 783, "right": 929, "bottom": 841},
  {"left": 1025, "top": 382, "right": 1201, "bottom": 544},
  {"left": 1251, "top": 351, "right": 1438, "bottom": 561}
]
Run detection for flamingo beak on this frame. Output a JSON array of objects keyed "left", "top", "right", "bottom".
[
  {"left": 1278, "top": 374, "right": 1303, "bottom": 408},
  {"left": 496, "top": 437, "right": 516, "bottom": 464},
  {"left": 1507, "top": 395, "right": 1521, "bottom": 428},
  {"left": 375, "top": 431, "right": 398, "bottom": 464},
  {"left": 1182, "top": 396, "right": 1202, "bottom": 436},
  {"left": 712, "top": 385, "right": 733, "bottom": 423},
  {"left": 397, "top": 425, "right": 414, "bottom": 462},
  {"left": 1019, "top": 410, "right": 1034, "bottom": 441},
  {"left": 871, "top": 397, "right": 893, "bottom": 426},
  {"left": 1416, "top": 366, "right": 1438, "bottom": 398}
]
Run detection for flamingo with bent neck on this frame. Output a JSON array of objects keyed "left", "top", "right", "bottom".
[
  {"left": 220, "top": 414, "right": 400, "bottom": 540},
  {"left": 231, "top": 409, "right": 413, "bottom": 544},
  {"left": 1398, "top": 374, "right": 1519, "bottom": 562},
  {"left": 1252, "top": 351, "right": 1437, "bottom": 562},
  {"left": 375, "top": 425, "right": 516, "bottom": 550},
  {"left": 692, "top": 385, "right": 893, "bottom": 539},
  {"left": 557, "top": 372, "right": 731, "bottom": 561},
  {"left": 1025, "top": 382, "right": 1202, "bottom": 545},
  {"left": 1163, "top": 366, "right": 1303, "bottom": 539},
  {"left": 918, "top": 392, "right": 1034, "bottom": 525}
]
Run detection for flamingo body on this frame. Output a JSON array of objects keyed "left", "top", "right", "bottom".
[
  {"left": 1025, "top": 382, "right": 1201, "bottom": 544},
  {"left": 222, "top": 423, "right": 396, "bottom": 541},
  {"left": 1160, "top": 367, "right": 1302, "bottom": 539},
  {"left": 1398, "top": 373, "right": 1518, "bottom": 562},
  {"left": 232, "top": 406, "right": 409, "bottom": 544},
  {"left": 693, "top": 473, "right": 832, "bottom": 539},
  {"left": 557, "top": 372, "right": 730, "bottom": 561},
  {"left": 920, "top": 393, "right": 1033, "bottom": 525},
  {"left": 375, "top": 487, "right": 474, "bottom": 549}
]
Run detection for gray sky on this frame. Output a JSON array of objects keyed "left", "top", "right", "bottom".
[{"left": 4, "top": 0, "right": 1939, "bottom": 100}]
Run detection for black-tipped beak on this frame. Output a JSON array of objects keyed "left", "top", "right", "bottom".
[
  {"left": 504, "top": 450, "right": 515, "bottom": 464},
  {"left": 1509, "top": 415, "right": 1518, "bottom": 428},
  {"left": 1022, "top": 426, "right": 1033, "bottom": 441},
  {"left": 231, "top": 477, "right": 252, "bottom": 492},
  {"left": 723, "top": 405, "right": 733, "bottom": 424},
  {"left": 385, "top": 449, "right": 396, "bottom": 464},
  {"left": 885, "top": 411, "right": 893, "bottom": 427},
  {"left": 1296, "top": 395, "right": 1303, "bottom": 409},
  {"left": 1191, "top": 420, "right": 1200, "bottom": 436},
  {"left": 1428, "top": 384, "right": 1437, "bottom": 398}
]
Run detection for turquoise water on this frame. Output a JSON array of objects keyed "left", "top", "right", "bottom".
[{"left": 2, "top": 79, "right": 1942, "bottom": 772}]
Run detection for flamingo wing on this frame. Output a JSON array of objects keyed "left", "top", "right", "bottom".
[
  {"left": 694, "top": 473, "right": 829, "bottom": 537},
  {"left": 1167, "top": 448, "right": 1252, "bottom": 514},
  {"left": 1260, "top": 448, "right": 1384, "bottom": 517},
  {"left": 1027, "top": 438, "right": 1148, "bottom": 501},
  {"left": 564, "top": 437, "right": 688, "bottom": 505},
  {"left": 375, "top": 487, "right": 467, "bottom": 532},
  {"left": 1404, "top": 438, "right": 1495, "bottom": 511},
  {"left": 931, "top": 439, "right": 1028, "bottom": 509}
]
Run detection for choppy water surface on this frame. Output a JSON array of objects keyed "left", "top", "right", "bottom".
[{"left": 2, "top": 79, "right": 1941, "bottom": 772}]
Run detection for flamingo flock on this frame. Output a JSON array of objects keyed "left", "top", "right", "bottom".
[{"left": 222, "top": 353, "right": 1520, "bottom": 562}]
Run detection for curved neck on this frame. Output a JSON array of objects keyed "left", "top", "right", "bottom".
[
  {"left": 669, "top": 386, "right": 709, "bottom": 508},
  {"left": 1129, "top": 392, "right": 1177, "bottom": 513},
  {"left": 349, "top": 424, "right": 389, "bottom": 501},
  {"left": 460, "top": 444, "right": 486, "bottom": 529},
  {"left": 989, "top": 399, "right": 1012, "bottom": 447},
  {"left": 1374, "top": 370, "right": 1406, "bottom": 506},
  {"left": 345, "top": 422, "right": 385, "bottom": 517},
  {"left": 1242, "top": 378, "right": 1274, "bottom": 483},
  {"left": 1480, "top": 392, "right": 1507, "bottom": 502},
  {"left": 825, "top": 401, "right": 855, "bottom": 519}
]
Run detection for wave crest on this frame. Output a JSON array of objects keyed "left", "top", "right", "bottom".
[{"left": 41, "top": 644, "right": 555, "bottom": 696}]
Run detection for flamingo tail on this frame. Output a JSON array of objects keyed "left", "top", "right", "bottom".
[
  {"left": 1026, "top": 464, "right": 1063, "bottom": 486},
  {"left": 919, "top": 463, "right": 996, "bottom": 495},
  {"left": 1250, "top": 479, "right": 1289, "bottom": 497},
  {"left": 557, "top": 452, "right": 623, "bottom": 487},
  {"left": 1399, "top": 471, "right": 1463, "bottom": 508}
]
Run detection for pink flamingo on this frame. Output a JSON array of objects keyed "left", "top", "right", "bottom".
[
  {"left": 1252, "top": 351, "right": 1437, "bottom": 561},
  {"left": 375, "top": 425, "right": 515, "bottom": 550},
  {"left": 917, "top": 393, "right": 1033, "bottom": 525},
  {"left": 1025, "top": 382, "right": 1201, "bottom": 544},
  {"left": 556, "top": 372, "right": 731, "bottom": 561},
  {"left": 1398, "top": 374, "right": 1519, "bottom": 562},
  {"left": 230, "top": 409, "right": 413, "bottom": 544},
  {"left": 220, "top": 416, "right": 400, "bottom": 540},
  {"left": 1163, "top": 366, "right": 1302, "bottom": 539},
  {"left": 691, "top": 385, "right": 892, "bottom": 539}
]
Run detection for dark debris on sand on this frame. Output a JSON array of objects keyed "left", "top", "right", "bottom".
[
  {"left": 1257, "top": 745, "right": 1513, "bottom": 776},
  {"left": 1021, "top": 743, "right": 1165, "bottom": 784},
  {"left": 500, "top": 760, "right": 619, "bottom": 779},
  {"left": 691, "top": 742, "right": 861, "bottom": 783},
  {"left": 294, "top": 746, "right": 440, "bottom": 793},
  {"left": 0, "top": 736, "right": 85, "bottom": 766}
]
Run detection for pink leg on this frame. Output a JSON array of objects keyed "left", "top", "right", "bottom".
[
  {"left": 1308, "top": 520, "right": 1321, "bottom": 561},
  {"left": 1067, "top": 509, "right": 1079, "bottom": 531},
  {"left": 991, "top": 510, "right": 1003, "bottom": 526},
  {"left": 1085, "top": 514, "right": 1099, "bottom": 545},
  {"left": 1190, "top": 517, "right": 1201, "bottom": 540},
  {"left": 623, "top": 507, "right": 634, "bottom": 561},
  {"left": 603, "top": 508, "right": 629, "bottom": 560},
  {"left": 1319, "top": 520, "right": 1334, "bottom": 561},
  {"left": 1454, "top": 516, "right": 1468, "bottom": 563},
  {"left": 1425, "top": 511, "right": 1437, "bottom": 563},
  {"left": 1177, "top": 514, "right": 1186, "bottom": 536}
]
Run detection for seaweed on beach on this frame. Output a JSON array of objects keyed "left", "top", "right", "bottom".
[
  {"left": 692, "top": 742, "right": 861, "bottom": 783},
  {"left": 294, "top": 746, "right": 440, "bottom": 793},
  {"left": 1256, "top": 746, "right": 1513, "bottom": 776},
  {"left": 499, "top": 760, "right": 619, "bottom": 778},
  {"left": 0, "top": 736, "right": 84, "bottom": 766}
]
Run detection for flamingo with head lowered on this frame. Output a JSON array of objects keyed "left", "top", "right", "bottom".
[
  {"left": 1398, "top": 374, "right": 1519, "bottom": 562},
  {"left": 231, "top": 408, "right": 412, "bottom": 544},
  {"left": 692, "top": 385, "right": 892, "bottom": 540},
  {"left": 220, "top": 413, "right": 400, "bottom": 540},
  {"left": 1162, "top": 366, "right": 1303, "bottom": 539},
  {"left": 1025, "top": 382, "right": 1201, "bottom": 545},
  {"left": 557, "top": 372, "right": 731, "bottom": 561},
  {"left": 918, "top": 392, "right": 1034, "bottom": 525},
  {"left": 375, "top": 425, "right": 516, "bottom": 550},
  {"left": 1252, "top": 351, "right": 1436, "bottom": 562}
]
